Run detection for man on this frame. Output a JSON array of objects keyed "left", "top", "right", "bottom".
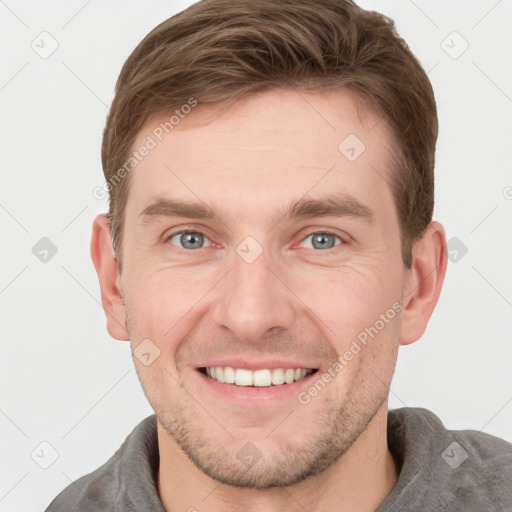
[{"left": 46, "top": 0, "right": 512, "bottom": 510}]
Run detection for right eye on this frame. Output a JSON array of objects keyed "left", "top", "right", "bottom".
[{"left": 166, "top": 230, "right": 212, "bottom": 250}]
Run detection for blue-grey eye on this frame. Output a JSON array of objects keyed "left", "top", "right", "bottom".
[
  {"left": 168, "top": 231, "right": 211, "bottom": 250},
  {"left": 302, "top": 232, "right": 342, "bottom": 250}
]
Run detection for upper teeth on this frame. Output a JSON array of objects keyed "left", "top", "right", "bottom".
[{"left": 205, "top": 367, "right": 312, "bottom": 387}]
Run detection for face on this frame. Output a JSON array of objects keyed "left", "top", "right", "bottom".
[{"left": 119, "top": 88, "right": 408, "bottom": 488}]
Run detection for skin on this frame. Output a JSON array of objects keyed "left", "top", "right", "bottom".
[{"left": 91, "top": 88, "right": 447, "bottom": 512}]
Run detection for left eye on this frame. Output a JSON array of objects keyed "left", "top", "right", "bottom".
[
  {"left": 300, "top": 232, "right": 342, "bottom": 250},
  {"left": 167, "top": 230, "right": 212, "bottom": 250}
]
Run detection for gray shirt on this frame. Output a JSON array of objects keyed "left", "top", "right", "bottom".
[{"left": 45, "top": 408, "right": 512, "bottom": 511}]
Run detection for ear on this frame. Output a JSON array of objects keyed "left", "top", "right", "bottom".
[
  {"left": 399, "top": 221, "right": 448, "bottom": 346},
  {"left": 90, "top": 214, "right": 129, "bottom": 341}
]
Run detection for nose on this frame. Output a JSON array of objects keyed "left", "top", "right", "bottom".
[{"left": 211, "top": 248, "right": 296, "bottom": 343}]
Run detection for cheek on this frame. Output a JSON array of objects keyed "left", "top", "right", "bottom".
[
  {"left": 293, "top": 263, "right": 403, "bottom": 395},
  {"left": 293, "top": 263, "right": 399, "bottom": 337},
  {"left": 125, "top": 267, "right": 215, "bottom": 340}
]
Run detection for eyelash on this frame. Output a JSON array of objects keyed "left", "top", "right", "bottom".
[{"left": 164, "top": 228, "right": 345, "bottom": 252}]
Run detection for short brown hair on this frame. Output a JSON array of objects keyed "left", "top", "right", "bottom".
[{"left": 101, "top": 0, "right": 438, "bottom": 272}]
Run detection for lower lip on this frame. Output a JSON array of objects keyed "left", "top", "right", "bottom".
[{"left": 195, "top": 369, "right": 318, "bottom": 404}]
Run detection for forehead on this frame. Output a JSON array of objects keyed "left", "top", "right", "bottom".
[{"left": 125, "top": 88, "right": 396, "bottom": 224}]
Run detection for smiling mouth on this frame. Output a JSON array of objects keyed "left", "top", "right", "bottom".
[{"left": 198, "top": 367, "right": 319, "bottom": 387}]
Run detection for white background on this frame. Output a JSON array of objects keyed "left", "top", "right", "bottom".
[{"left": 1, "top": 1, "right": 511, "bottom": 510}]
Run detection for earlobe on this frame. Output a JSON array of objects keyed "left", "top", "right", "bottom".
[
  {"left": 399, "top": 221, "right": 448, "bottom": 346},
  {"left": 90, "top": 214, "right": 129, "bottom": 341}
]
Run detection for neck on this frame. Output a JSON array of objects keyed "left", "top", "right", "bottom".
[{"left": 157, "top": 405, "right": 399, "bottom": 512}]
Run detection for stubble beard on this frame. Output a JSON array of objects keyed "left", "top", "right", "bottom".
[{"left": 126, "top": 306, "right": 395, "bottom": 490}]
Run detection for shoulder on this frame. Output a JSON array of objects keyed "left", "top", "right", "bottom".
[
  {"left": 389, "top": 406, "right": 512, "bottom": 465},
  {"left": 446, "top": 424, "right": 512, "bottom": 502},
  {"left": 44, "top": 457, "right": 120, "bottom": 512},
  {"left": 44, "top": 415, "right": 158, "bottom": 512},
  {"left": 386, "top": 407, "right": 512, "bottom": 511}
]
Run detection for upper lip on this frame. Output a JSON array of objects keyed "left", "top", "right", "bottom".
[{"left": 195, "top": 358, "right": 320, "bottom": 371}]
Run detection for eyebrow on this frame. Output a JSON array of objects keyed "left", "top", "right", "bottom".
[{"left": 138, "top": 193, "right": 375, "bottom": 226}]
